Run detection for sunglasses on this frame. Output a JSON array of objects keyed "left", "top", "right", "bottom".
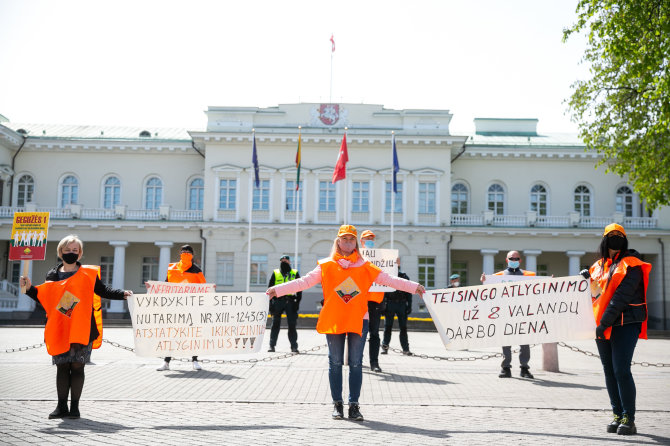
[{"left": 508, "top": 257, "right": 520, "bottom": 261}]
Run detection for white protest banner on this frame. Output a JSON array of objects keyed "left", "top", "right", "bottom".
[
  {"left": 127, "top": 292, "right": 268, "bottom": 357},
  {"left": 145, "top": 280, "right": 216, "bottom": 294},
  {"left": 424, "top": 275, "right": 596, "bottom": 350},
  {"left": 360, "top": 248, "right": 398, "bottom": 292}
]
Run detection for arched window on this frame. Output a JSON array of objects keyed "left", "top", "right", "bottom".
[
  {"left": 530, "top": 184, "right": 548, "bottom": 216},
  {"left": 189, "top": 178, "right": 204, "bottom": 210},
  {"left": 451, "top": 183, "right": 469, "bottom": 215},
  {"left": 16, "top": 175, "right": 34, "bottom": 206},
  {"left": 60, "top": 175, "right": 78, "bottom": 206},
  {"left": 574, "top": 185, "right": 591, "bottom": 217},
  {"left": 616, "top": 186, "right": 634, "bottom": 217},
  {"left": 487, "top": 183, "right": 505, "bottom": 215},
  {"left": 103, "top": 176, "right": 121, "bottom": 209},
  {"left": 145, "top": 177, "right": 163, "bottom": 210}
]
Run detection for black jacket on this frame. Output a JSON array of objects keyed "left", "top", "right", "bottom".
[
  {"left": 600, "top": 249, "right": 647, "bottom": 328},
  {"left": 26, "top": 262, "right": 126, "bottom": 344},
  {"left": 383, "top": 271, "right": 412, "bottom": 308}
]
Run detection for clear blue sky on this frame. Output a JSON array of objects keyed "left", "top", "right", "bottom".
[{"left": 0, "top": 0, "right": 588, "bottom": 133}]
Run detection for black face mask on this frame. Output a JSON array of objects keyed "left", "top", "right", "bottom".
[
  {"left": 280, "top": 262, "right": 292, "bottom": 275},
  {"left": 61, "top": 252, "right": 79, "bottom": 265},
  {"left": 606, "top": 236, "right": 626, "bottom": 251}
]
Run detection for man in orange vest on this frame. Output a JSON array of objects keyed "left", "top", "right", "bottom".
[
  {"left": 360, "top": 230, "right": 385, "bottom": 372},
  {"left": 157, "top": 244, "right": 207, "bottom": 371},
  {"left": 481, "top": 250, "right": 536, "bottom": 379}
]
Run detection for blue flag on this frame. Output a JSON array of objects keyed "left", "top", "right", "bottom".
[
  {"left": 252, "top": 133, "right": 260, "bottom": 188},
  {"left": 392, "top": 134, "right": 399, "bottom": 193}
]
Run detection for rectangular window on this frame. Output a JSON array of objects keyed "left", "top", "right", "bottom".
[
  {"left": 536, "top": 264, "right": 549, "bottom": 277},
  {"left": 385, "top": 182, "right": 403, "bottom": 212},
  {"left": 11, "top": 262, "right": 20, "bottom": 284},
  {"left": 219, "top": 179, "right": 237, "bottom": 210},
  {"left": 250, "top": 254, "right": 268, "bottom": 286},
  {"left": 418, "top": 257, "right": 436, "bottom": 288},
  {"left": 319, "top": 181, "right": 336, "bottom": 212},
  {"left": 253, "top": 180, "right": 270, "bottom": 211},
  {"left": 216, "top": 253, "right": 234, "bottom": 286},
  {"left": 352, "top": 181, "right": 369, "bottom": 212},
  {"left": 100, "top": 256, "right": 114, "bottom": 286},
  {"left": 285, "top": 181, "right": 303, "bottom": 211},
  {"left": 418, "top": 182, "right": 436, "bottom": 214},
  {"left": 141, "top": 256, "right": 159, "bottom": 284},
  {"left": 451, "top": 261, "right": 468, "bottom": 286}
]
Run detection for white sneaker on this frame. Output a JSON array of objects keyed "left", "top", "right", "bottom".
[
  {"left": 156, "top": 361, "right": 170, "bottom": 371},
  {"left": 192, "top": 360, "right": 202, "bottom": 371}
]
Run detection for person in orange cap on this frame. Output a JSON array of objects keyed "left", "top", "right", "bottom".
[
  {"left": 267, "top": 224, "right": 425, "bottom": 422},
  {"left": 581, "top": 223, "right": 651, "bottom": 436},
  {"left": 20, "top": 234, "right": 133, "bottom": 420}
]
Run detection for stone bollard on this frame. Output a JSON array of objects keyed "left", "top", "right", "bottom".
[{"left": 542, "top": 342, "right": 559, "bottom": 372}]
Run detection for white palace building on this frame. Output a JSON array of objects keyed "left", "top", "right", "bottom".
[{"left": 0, "top": 103, "right": 668, "bottom": 330}]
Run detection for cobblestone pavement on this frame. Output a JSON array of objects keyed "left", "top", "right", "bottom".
[{"left": 1, "top": 327, "right": 669, "bottom": 445}]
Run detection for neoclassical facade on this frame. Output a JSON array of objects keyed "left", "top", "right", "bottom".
[{"left": 0, "top": 104, "right": 668, "bottom": 329}]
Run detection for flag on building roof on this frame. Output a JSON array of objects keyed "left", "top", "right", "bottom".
[
  {"left": 332, "top": 132, "right": 348, "bottom": 183},
  {"left": 330, "top": 34, "right": 335, "bottom": 52}
]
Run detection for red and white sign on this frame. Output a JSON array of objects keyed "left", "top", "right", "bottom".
[
  {"left": 9, "top": 212, "right": 50, "bottom": 261},
  {"left": 319, "top": 104, "right": 340, "bottom": 125}
]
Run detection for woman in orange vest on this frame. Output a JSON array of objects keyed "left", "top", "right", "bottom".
[
  {"left": 20, "top": 235, "right": 133, "bottom": 420},
  {"left": 581, "top": 223, "right": 651, "bottom": 436},
  {"left": 267, "top": 225, "right": 424, "bottom": 422}
]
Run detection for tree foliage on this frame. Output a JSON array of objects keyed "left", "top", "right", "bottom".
[{"left": 564, "top": 0, "right": 670, "bottom": 210}]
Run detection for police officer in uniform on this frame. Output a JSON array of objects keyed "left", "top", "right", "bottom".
[{"left": 267, "top": 255, "right": 302, "bottom": 352}]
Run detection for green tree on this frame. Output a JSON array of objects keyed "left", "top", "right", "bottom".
[{"left": 564, "top": 0, "right": 670, "bottom": 210}]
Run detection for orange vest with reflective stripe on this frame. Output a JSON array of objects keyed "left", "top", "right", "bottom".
[
  {"left": 316, "top": 258, "right": 381, "bottom": 335},
  {"left": 36, "top": 266, "right": 100, "bottom": 356},
  {"left": 590, "top": 256, "right": 650, "bottom": 340},
  {"left": 167, "top": 263, "right": 206, "bottom": 283}
]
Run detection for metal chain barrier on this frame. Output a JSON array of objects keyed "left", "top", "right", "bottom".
[
  {"left": 558, "top": 342, "right": 670, "bottom": 367},
  {"left": 3, "top": 343, "right": 45, "bottom": 353},
  {"left": 384, "top": 345, "right": 510, "bottom": 361}
]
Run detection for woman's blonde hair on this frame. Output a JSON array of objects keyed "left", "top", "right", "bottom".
[
  {"left": 56, "top": 234, "right": 84, "bottom": 258},
  {"left": 329, "top": 235, "right": 361, "bottom": 258}
]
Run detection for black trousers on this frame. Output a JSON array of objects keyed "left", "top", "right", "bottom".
[{"left": 269, "top": 297, "right": 299, "bottom": 349}]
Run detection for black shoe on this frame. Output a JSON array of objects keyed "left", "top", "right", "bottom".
[
  {"left": 402, "top": 350, "right": 413, "bottom": 356},
  {"left": 267, "top": 346, "right": 275, "bottom": 352},
  {"left": 617, "top": 415, "right": 637, "bottom": 435},
  {"left": 371, "top": 363, "right": 382, "bottom": 372},
  {"left": 607, "top": 414, "right": 621, "bottom": 433},
  {"left": 520, "top": 367, "right": 534, "bottom": 379},
  {"left": 498, "top": 367, "right": 511, "bottom": 378},
  {"left": 348, "top": 403, "right": 364, "bottom": 421},
  {"left": 66, "top": 408, "right": 80, "bottom": 419},
  {"left": 48, "top": 404, "right": 69, "bottom": 419},
  {"left": 291, "top": 347, "right": 299, "bottom": 353},
  {"left": 332, "top": 402, "right": 344, "bottom": 419},
  {"left": 380, "top": 345, "right": 388, "bottom": 355}
]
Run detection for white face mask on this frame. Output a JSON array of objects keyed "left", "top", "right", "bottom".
[
  {"left": 453, "top": 282, "right": 460, "bottom": 287},
  {"left": 363, "top": 240, "right": 374, "bottom": 248}
]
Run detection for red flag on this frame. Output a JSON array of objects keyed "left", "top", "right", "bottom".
[
  {"left": 332, "top": 132, "right": 348, "bottom": 183},
  {"left": 330, "top": 34, "right": 335, "bottom": 52}
]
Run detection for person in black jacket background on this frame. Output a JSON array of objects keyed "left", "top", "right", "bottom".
[{"left": 380, "top": 258, "right": 413, "bottom": 356}]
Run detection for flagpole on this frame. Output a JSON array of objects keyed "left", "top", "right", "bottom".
[
  {"left": 343, "top": 127, "right": 348, "bottom": 224},
  {"left": 246, "top": 129, "right": 255, "bottom": 292},
  {"left": 391, "top": 131, "right": 395, "bottom": 250},
  {"left": 329, "top": 34, "right": 334, "bottom": 104},
  {"left": 294, "top": 127, "right": 301, "bottom": 264}
]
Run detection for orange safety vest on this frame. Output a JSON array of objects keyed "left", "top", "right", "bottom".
[
  {"left": 167, "top": 263, "right": 206, "bottom": 283},
  {"left": 494, "top": 270, "right": 536, "bottom": 276},
  {"left": 35, "top": 265, "right": 101, "bottom": 356},
  {"left": 316, "top": 257, "right": 382, "bottom": 335},
  {"left": 590, "top": 256, "right": 651, "bottom": 340}
]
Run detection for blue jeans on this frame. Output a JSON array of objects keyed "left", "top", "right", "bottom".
[
  {"left": 326, "top": 321, "right": 367, "bottom": 404},
  {"left": 595, "top": 323, "right": 641, "bottom": 421}
]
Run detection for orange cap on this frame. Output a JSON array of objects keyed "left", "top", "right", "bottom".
[
  {"left": 360, "top": 230, "right": 375, "bottom": 240},
  {"left": 603, "top": 223, "right": 626, "bottom": 237},
  {"left": 337, "top": 224, "right": 357, "bottom": 238}
]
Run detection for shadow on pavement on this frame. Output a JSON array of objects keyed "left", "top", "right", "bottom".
[
  {"left": 527, "top": 378, "right": 604, "bottom": 391},
  {"left": 366, "top": 370, "right": 452, "bottom": 385},
  {"left": 361, "top": 419, "right": 449, "bottom": 438},
  {"left": 39, "top": 419, "right": 128, "bottom": 434},
  {"left": 161, "top": 370, "right": 242, "bottom": 381}
]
